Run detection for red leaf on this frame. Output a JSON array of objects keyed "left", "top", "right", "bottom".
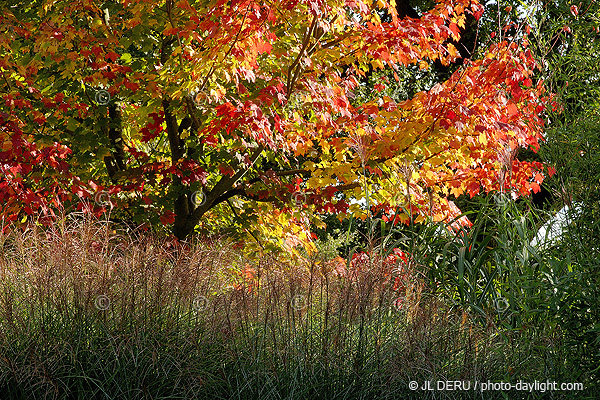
[
  {"left": 218, "top": 163, "right": 236, "bottom": 176},
  {"left": 160, "top": 210, "right": 176, "bottom": 225},
  {"left": 91, "top": 46, "right": 102, "bottom": 58},
  {"left": 106, "top": 51, "right": 120, "bottom": 62},
  {"left": 439, "top": 119, "right": 451, "bottom": 130},
  {"left": 467, "top": 181, "right": 479, "bottom": 197},
  {"left": 449, "top": 23, "right": 460, "bottom": 38},
  {"left": 124, "top": 80, "right": 140, "bottom": 92}
]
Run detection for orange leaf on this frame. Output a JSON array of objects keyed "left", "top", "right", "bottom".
[
  {"left": 534, "top": 173, "right": 544, "bottom": 183},
  {"left": 255, "top": 40, "right": 272, "bottom": 54},
  {"left": 447, "top": 43, "right": 458, "bottom": 57}
]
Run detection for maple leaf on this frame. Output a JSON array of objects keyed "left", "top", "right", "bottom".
[
  {"left": 254, "top": 39, "right": 272, "bottom": 55},
  {"left": 160, "top": 210, "right": 176, "bottom": 225}
]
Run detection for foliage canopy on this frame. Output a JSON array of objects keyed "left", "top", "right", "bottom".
[{"left": 0, "top": 0, "right": 551, "bottom": 246}]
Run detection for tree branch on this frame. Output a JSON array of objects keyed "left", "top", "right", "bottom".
[
  {"left": 286, "top": 15, "right": 318, "bottom": 97},
  {"left": 101, "top": 104, "right": 126, "bottom": 183},
  {"left": 162, "top": 99, "right": 185, "bottom": 161}
]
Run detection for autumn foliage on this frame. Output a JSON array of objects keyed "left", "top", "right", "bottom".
[{"left": 0, "top": 0, "right": 551, "bottom": 244}]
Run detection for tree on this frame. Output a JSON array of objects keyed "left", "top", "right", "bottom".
[{"left": 0, "top": 0, "right": 550, "bottom": 244}]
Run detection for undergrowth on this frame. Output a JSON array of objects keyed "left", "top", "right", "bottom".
[{"left": 0, "top": 211, "right": 594, "bottom": 399}]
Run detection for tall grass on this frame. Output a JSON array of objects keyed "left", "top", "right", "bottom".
[{"left": 0, "top": 212, "right": 590, "bottom": 399}]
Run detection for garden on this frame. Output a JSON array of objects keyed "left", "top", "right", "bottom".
[{"left": 1, "top": 0, "right": 599, "bottom": 398}]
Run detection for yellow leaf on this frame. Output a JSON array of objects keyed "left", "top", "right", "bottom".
[
  {"left": 430, "top": 156, "right": 444, "bottom": 165},
  {"left": 448, "top": 43, "right": 458, "bottom": 57},
  {"left": 414, "top": 214, "right": 426, "bottom": 223},
  {"left": 304, "top": 161, "right": 316, "bottom": 170},
  {"left": 479, "top": 131, "right": 488, "bottom": 145},
  {"left": 372, "top": 59, "right": 385, "bottom": 70}
]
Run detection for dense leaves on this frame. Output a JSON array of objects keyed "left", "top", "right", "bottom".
[{"left": 0, "top": 0, "right": 550, "bottom": 244}]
